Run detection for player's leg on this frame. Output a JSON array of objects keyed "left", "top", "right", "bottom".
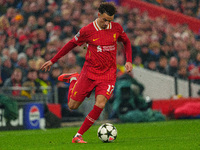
[
  {"left": 76, "top": 95, "right": 106, "bottom": 134},
  {"left": 66, "top": 74, "right": 96, "bottom": 143},
  {"left": 58, "top": 72, "right": 82, "bottom": 109},
  {"left": 95, "top": 95, "right": 108, "bottom": 109},
  {"left": 73, "top": 80, "right": 115, "bottom": 143},
  {"left": 73, "top": 95, "right": 106, "bottom": 143}
]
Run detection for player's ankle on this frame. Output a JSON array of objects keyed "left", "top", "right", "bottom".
[
  {"left": 74, "top": 133, "right": 82, "bottom": 137},
  {"left": 70, "top": 77, "right": 77, "bottom": 83}
]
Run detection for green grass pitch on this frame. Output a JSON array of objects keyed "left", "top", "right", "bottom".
[{"left": 0, "top": 119, "right": 199, "bottom": 150}]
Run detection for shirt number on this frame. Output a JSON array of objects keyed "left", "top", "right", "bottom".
[{"left": 107, "top": 85, "right": 114, "bottom": 95}]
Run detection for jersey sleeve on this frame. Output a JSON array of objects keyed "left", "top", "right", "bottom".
[
  {"left": 72, "top": 27, "right": 87, "bottom": 46},
  {"left": 117, "top": 24, "right": 132, "bottom": 63},
  {"left": 51, "top": 40, "right": 77, "bottom": 64}
]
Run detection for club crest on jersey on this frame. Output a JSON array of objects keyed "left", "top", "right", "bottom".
[
  {"left": 97, "top": 45, "right": 102, "bottom": 52},
  {"left": 73, "top": 91, "right": 77, "bottom": 97},
  {"left": 75, "top": 31, "right": 80, "bottom": 41}
]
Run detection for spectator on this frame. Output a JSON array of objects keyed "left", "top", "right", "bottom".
[
  {"left": 21, "top": 81, "right": 36, "bottom": 99},
  {"left": 9, "top": 48, "right": 18, "bottom": 66},
  {"left": 160, "top": 42, "right": 174, "bottom": 59},
  {"left": 3, "top": 68, "right": 23, "bottom": 96},
  {"left": 16, "top": 34, "right": 29, "bottom": 53},
  {"left": 22, "top": 69, "right": 40, "bottom": 93},
  {"left": 179, "top": 58, "right": 188, "bottom": 68},
  {"left": 5, "top": 7, "right": 16, "bottom": 21},
  {"left": 177, "top": 66, "right": 188, "bottom": 80},
  {"left": 36, "top": 70, "right": 51, "bottom": 95},
  {"left": 37, "top": 29, "right": 47, "bottom": 49},
  {"left": 1, "top": 56, "right": 13, "bottom": 83},
  {"left": 29, "top": 30, "right": 38, "bottom": 45},
  {"left": 0, "top": 0, "right": 6, "bottom": 16},
  {"left": 156, "top": 56, "right": 168, "bottom": 74},
  {"left": 149, "top": 42, "right": 161, "bottom": 62},
  {"left": 167, "top": 56, "right": 178, "bottom": 76},
  {"left": 26, "top": 15, "right": 38, "bottom": 31},
  {"left": 0, "top": 31, "right": 6, "bottom": 46},
  {"left": 0, "top": 15, "right": 10, "bottom": 31},
  {"left": 145, "top": 59, "right": 157, "bottom": 71},
  {"left": 188, "top": 52, "right": 200, "bottom": 81},
  {"left": 132, "top": 55, "right": 144, "bottom": 68},
  {"left": 191, "top": 52, "right": 200, "bottom": 67},
  {"left": 0, "top": 57, "right": 3, "bottom": 86},
  {"left": 2, "top": 48, "right": 10, "bottom": 58},
  {"left": 48, "top": 63, "right": 65, "bottom": 88},
  {"left": 28, "top": 59, "right": 37, "bottom": 70},
  {"left": 65, "top": 51, "right": 77, "bottom": 68},
  {"left": 60, "top": 23, "right": 73, "bottom": 40},
  {"left": 35, "top": 58, "right": 46, "bottom": 71},
  {"left": 16, "top": 52, "right": 29, "bottom": 76},
  {"left": 43, "top": 51, "right": 52, "bottom": 62},
  {"left": 139, "top": 44, "right": 151, "bottom": 64},
  {"left": 13, "top": 14, "right": 24, "bottom": 26},
  {"left": 37, "top": 16, "right": 46, "bottom": 29},
  {"left": 190, "top": 40, "right": 200, "bottom": 61},
  {"left": 45, "top": 22, "right": 54, "bottom": 39},
  {"left": 24, "top": 44, "right": 34, "bottom": 61},
  {"left": 6, "top": 36, "right": 16, "bottom": 50}
]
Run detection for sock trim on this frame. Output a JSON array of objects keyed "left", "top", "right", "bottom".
[
  {"left": 75, "top": 133, "right": 82, "bottom": 137},
  {"left": 70, "top": 77, "right": 77, "bottom": 83},
  {"left": 86, "top": 115, "right": 95, "bottom": 123}
]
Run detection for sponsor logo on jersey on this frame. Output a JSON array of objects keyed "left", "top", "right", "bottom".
[
  {"left": 97, "top": 45, "right": 115, "bottom": 52},
  {"left": 93, "top": 38, "right": 99, "bottom": 41}
]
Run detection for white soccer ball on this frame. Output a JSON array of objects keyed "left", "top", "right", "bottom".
[{"left": 97, "top": 123, "right": 117, "bottom": 143}]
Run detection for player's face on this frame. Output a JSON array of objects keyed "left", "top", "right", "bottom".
[{"left": 98, "top": 13, "right": 114, "bottom": 29}]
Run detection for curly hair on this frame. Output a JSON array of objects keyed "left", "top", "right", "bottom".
[{"left": 98, "top": 2, "right": 117, "bottom": 16}]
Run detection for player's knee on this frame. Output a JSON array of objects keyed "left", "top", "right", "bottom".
[
  {"left": 68, "top": 99, "right": 81, "bottom": 110},
  {"left": 68, "top": 102, "right": 79, "bottom": 110},
  {"left": 68, "top": 104, "right": 78, "bottom": 110},
  {"left": 95, "top": 95, "right": 108, "bottom": 109},
  {"left": 95, "top": 102, "right": 106, "bottom": 109}
]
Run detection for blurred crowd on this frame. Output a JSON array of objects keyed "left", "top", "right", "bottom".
[
  {"left": 144, "top": 0, "right": 200, "bottom": 19},
  {"left": 0, "top": 0, "right": 200, "bottom": 99}
]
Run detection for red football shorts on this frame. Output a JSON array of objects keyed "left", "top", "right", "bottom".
[{"left": 70, "top": 73, "right": 116, "bottom": 102}]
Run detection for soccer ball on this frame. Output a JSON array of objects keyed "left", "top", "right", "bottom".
[{"left": 97, "top": 123, "right": 117, "bottom": 143}]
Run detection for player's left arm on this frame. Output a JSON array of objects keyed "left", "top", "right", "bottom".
[{"left": 118, "top": 26, "right": 133, "bottom": 73}]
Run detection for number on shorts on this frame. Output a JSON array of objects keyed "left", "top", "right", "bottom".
[{"left": 107, "top": 85, "right": 114, "bottom": 95}]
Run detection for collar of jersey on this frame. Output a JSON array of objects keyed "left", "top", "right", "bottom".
[{"left": 93, "top": 19, "right": 111, "bottom": 31}]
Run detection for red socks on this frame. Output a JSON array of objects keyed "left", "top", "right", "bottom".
[{"left": 78, "top": 105, "right": 103, "bottom": 135}]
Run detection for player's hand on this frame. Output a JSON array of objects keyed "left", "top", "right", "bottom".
[
  {"left": 40, "top": 60, "right": 53, "bottom": 72},
  {"left": 125, "top": 62, "right": 133, "bottom": 73}
]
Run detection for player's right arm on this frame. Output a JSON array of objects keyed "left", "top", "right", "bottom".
[
  {"left": 40, "top": 27, "right": 87, "bottom": 72},
  {"left": 40, "top": 40, "right": 77, "bottom": 72},
  {"left": 50, "top": 27, "right": 87, "bottom": 64},
  {"left": 50, "top": 40, "right": 77, "bottom": 64}
]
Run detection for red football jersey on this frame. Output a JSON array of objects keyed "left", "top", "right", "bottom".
[{"left": 72, "top": 19, "right": 132, "bottom": 81}]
